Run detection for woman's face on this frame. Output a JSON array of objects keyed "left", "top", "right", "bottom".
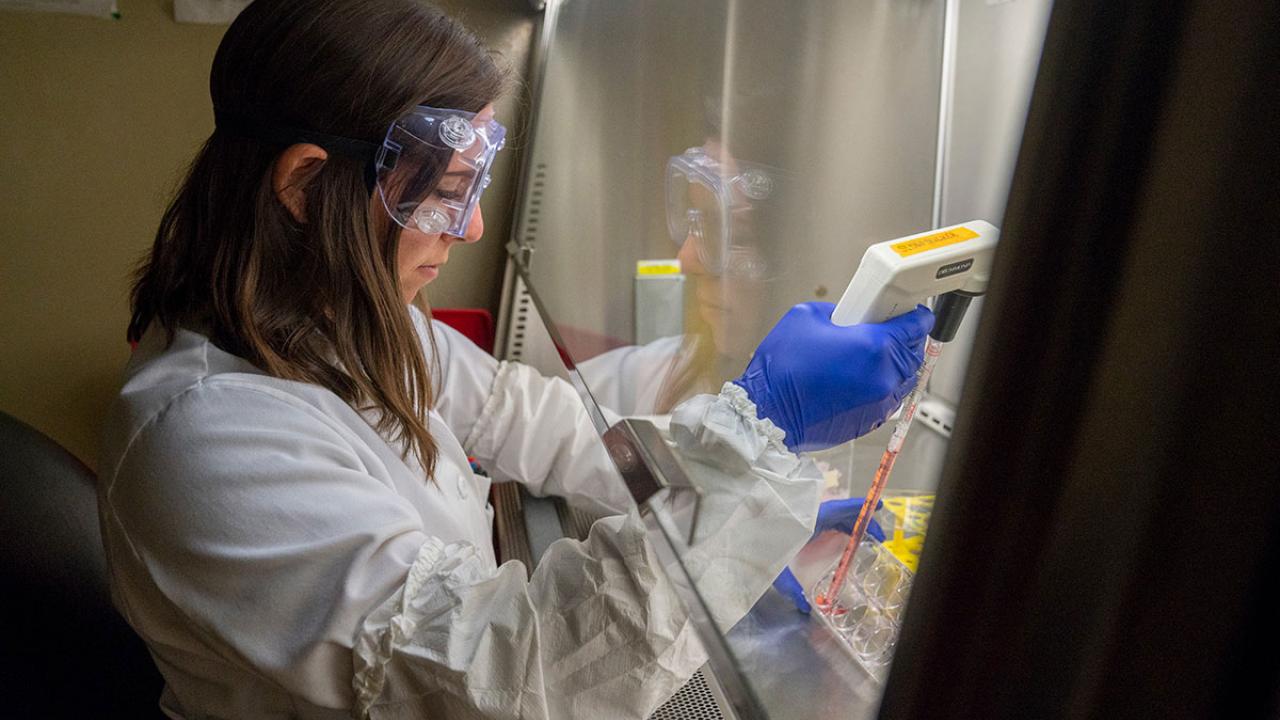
[{"left": 392, "top": 104, "right": 495, "bottom": 303}]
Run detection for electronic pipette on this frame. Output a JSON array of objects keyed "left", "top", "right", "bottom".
[{"left": 818, "top": 220, "right": 999, "bottom": 616}]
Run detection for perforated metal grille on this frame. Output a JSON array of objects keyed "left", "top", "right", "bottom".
[
  {"left": 507, "top": 280, "right": 535, "bottom": 362},
  {"left": 649, "top": 670, "right": 727, "bottom": 720},
  {"left": 523, "top": 163, "right": 546, "bottom": 246},
  {"left": 505, "top": 162, "right": 546, "bottom": 363}
]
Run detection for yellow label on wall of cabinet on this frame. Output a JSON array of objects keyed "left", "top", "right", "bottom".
[{"left": 636, "top": 259, "right": 683, "bottom": 275}]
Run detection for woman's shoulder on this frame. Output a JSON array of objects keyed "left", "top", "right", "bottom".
[
  {"left": 101, "top": 328, "right": 366, "bottom": 485},
  {"left": 120, "top": 326, "right": 350, "bottom": 417}
]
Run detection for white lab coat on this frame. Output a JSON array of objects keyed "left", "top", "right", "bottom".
[{"left": 97, "top": 307, "right": 820, "bottom": 719}]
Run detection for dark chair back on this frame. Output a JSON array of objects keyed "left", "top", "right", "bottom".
[{"left": 0, "top": 411, "right": 165, "bottom": 717}]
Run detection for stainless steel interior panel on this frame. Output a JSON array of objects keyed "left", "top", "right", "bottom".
[
  {"left": 511, "top": 0, "right": 719, "bottom": 358},
  {"left": 928, "top": 0, "right": 1054, "bottom": 408},
  {"left": 515, "top": 0, "right": 945, "bottom": 365}
]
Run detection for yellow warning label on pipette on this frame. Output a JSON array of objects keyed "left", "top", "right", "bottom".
[{"left": 890, "top": 226, "right": 979, "bottom": 257}]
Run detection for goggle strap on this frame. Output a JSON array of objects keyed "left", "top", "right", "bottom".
[{"left": 214, "top": 107, "right": 380, "bottom": 190}]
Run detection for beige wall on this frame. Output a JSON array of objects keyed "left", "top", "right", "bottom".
[{"left": 0, "top": 0, "right": 537, "bottom": 469}]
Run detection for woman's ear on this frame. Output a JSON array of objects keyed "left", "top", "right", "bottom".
[{"left": 272, "top": 143, "right": 329, "bottom": 223}]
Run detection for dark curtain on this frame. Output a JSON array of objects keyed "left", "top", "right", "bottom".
[{"left": 880, "top": 0, "right": 1280, "bottom": 717}]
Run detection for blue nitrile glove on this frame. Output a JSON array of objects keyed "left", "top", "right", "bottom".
[
  {"left": 773, "top": 497, "right": 886, "bottom": 614},
  {"left": 733, "top": 302, "right": 934, "bottom": 452}
]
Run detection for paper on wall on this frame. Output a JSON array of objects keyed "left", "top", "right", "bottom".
[
  {"left": 0, "top": 0, "right": 117, "bottom": 18},
  {"left": 174, "top": 0, "right": 251, "bottom": 24}
]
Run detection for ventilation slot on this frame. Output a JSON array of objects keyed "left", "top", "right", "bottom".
[
  {"left": 506, "top": 283, "right": 536, "bottom": 362},
  {"left": 521, "top": 163, "right": 547, "bottom": 249}
]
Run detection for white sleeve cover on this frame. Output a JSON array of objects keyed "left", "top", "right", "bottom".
[
  {"left": 410, "top": 307, "right": 631, "bottom": 517},
  {"left": 464, "top": 360, "right": 634, "bottom": 518},
  {"left": 354, "top": 383, "right": 823, "bottom": 719},
  {"left": 352, "top": 514, "right": 704, "bottom": 719},
  {"left": 659, "top": 383, "right": 822, "bottom": 627}
]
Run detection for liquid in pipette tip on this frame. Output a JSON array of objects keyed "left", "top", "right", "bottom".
[
  {"left": 821, "top": 337, "right": 942, "bottom": 617},
  {"left": 822, "top": 446, "right": 899, "bottom": 614}
]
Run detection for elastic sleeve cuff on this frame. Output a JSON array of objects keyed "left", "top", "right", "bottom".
[
  {"left": 669, "top": 383, "right": 802, "bottom": 477},
  {"left": 351, "top": 537, "right": 493, "bottom": 717}
]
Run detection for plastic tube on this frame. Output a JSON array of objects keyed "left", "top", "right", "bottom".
[{"left": 818, "top": 336, "right": 944, "bottom": 615}]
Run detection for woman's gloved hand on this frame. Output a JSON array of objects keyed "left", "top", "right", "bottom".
[
  {"left": 772, "top": 497, "right": 885, "bottom": 614},
  {"left": 733, "top": 302, "right": 934, "bottom": 452}
]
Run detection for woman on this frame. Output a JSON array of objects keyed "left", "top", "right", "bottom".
[{"left": 98, "top": 1, "right": 933, "bottom": 718}]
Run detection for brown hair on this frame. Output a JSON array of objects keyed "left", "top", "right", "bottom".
[{"left": 128, "top": 0, "right": 505, "bottom": 477}]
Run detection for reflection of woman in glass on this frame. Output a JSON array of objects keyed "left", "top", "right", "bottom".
[
  {"left": 581, "top": 138, "right": 779, "bottom": 415},
  {"left": 580, "top": 128, "right": 935, "bottom": 614}
]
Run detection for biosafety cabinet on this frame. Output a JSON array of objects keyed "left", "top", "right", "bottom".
[
  {"left": 492, "top": 0, "right": 1050, "bottom": 717},
  {"left": 488, "top": 0, "right": 1058, "bottom": 716}
]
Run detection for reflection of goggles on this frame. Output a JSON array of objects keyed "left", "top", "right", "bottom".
[
  {"left": 375, "top": 107, "right": 506, "bottom": 237},
  {"left": 213, "top": 105, "right": 505, "bottom": 239},
  {"left": 666, "top": 147, "right": 778, "bottom": 276}
]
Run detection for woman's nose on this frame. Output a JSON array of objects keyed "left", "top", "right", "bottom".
[
  {"left": 459, "top": 206, "right": 484, "bottom": 243},
  {"left": 676, "top": 230, "right": 705, "bottom": 275}
]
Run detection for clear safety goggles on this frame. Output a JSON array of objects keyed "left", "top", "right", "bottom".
[
  {"left": 214, "top": 105, "right": 506, "bottom": 238},
  {"left": 375, "top": 107, "right": 506, "bottom": 237},
  {"left": 666, "top": 147, "right": 779, "bottom": 276}
]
